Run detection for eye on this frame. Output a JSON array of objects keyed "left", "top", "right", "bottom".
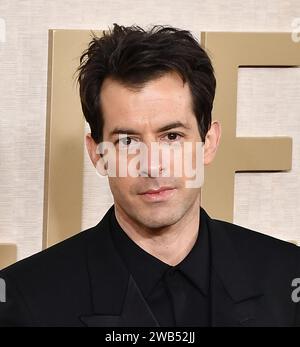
[
  {"left": 163, "top": 132, "right": 184, "bottom": 142},
  {"left": 117, "top": 136, "right": 139, "bottom": 148},
  {"left": 120, "top": 137, "right": 132, "bottom": 146}
]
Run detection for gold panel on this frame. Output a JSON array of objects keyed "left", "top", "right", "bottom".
[
  {"left": 43, "top": 30, "right": 100, "bottom": 248},
  {"left": 0, "top": 244, "right": 17, "bottom": 270},
  {"left": 201, "top": 32, "right": 297, "bottom": 222}
]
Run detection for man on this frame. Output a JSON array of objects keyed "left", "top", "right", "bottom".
[{"left": 0, "top": 24, "right": 299, "bottom": 327}]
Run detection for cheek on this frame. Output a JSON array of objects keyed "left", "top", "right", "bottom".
[
  {"left": 108, "top": 177, "right": 135, "bottom": 200},
  {"left": 165, "top": 142, "right": 201, "bottom": 178}
]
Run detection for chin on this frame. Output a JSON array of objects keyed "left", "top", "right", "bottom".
[{"left": 137, "top": 210, "right": 182, "bottom": 229}]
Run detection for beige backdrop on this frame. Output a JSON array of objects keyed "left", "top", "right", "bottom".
[{"left": 0, "top": 0, "right": 300, "bottom": 263}]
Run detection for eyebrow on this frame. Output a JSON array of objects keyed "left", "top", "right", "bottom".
[{"left": 109, "top": 121, "right": 191, "bottom": 137}]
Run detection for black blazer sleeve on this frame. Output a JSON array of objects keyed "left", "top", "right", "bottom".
[{"left": 0, "top": 272, "right": 35, "bottom": 327}]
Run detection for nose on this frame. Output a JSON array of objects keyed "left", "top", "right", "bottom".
[{"left": 139, "top": 141, "right": 163, "bottom": 177}]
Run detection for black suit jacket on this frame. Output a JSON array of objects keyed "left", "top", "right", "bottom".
[{"left": 0, "top": 205, "right": 299, "bottom": 327}]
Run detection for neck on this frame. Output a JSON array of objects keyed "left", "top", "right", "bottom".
[{"left": 114, "top": 197, "right": 200, "bottom": 266}]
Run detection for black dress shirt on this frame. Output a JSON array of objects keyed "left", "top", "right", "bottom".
[{"left": 110, "top": 207, "right": 212, "bottom": 327}]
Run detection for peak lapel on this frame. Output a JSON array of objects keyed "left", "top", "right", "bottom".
[
  {"left": 80, "top": 275, "right": 160, "bottom": 327},
  {"left": 206, "top": 211, "right": 279, "bottom": 327},
  {"left": 79, "top": 206, "right": 159, "bottom": 327}
]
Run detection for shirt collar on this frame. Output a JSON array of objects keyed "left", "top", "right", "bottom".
[
  {"left": 109, "top": 206, "right": 210, "bottom": 298},
  {"left": 176, "top": 207, "right": 210, "bottom": 296}
]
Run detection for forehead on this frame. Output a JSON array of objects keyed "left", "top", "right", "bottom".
[{"left": 100, "top": 71, "right": 195, "bottom": 132}]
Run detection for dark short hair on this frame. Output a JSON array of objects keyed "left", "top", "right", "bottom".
[{"left": 77, "top": 23, "right": 216, "bottom": 143}]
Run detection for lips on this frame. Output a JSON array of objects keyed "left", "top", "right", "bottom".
[
  {"left": 139, "top": 187, "right": 175, "bottom": 195},
  {"left": 138, "top": 186, "right": 177, "bottom": 202}
]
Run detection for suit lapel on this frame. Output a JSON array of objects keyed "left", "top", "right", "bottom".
[
  {"left": 80, "top": 275, "right": 160, "bottom": 327},
  {"left": 79, "top": 205, "right": 279, "bottom": 327},
  {"left": 207, "top": 212, "right": 279, "bottom": 326},
  {"left": 79, "top": 206, "right": 159, "bottom": 327}
]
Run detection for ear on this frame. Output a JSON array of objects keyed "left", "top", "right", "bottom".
[
  {"left": 203, "top": 121, "right": 221, "bottom": 165},
  {"left": 85, "top": 133, "right": 108, "bottom": 176}
]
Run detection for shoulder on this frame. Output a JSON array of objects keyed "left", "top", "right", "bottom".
[
  {"left": 0, "top": 217, "right": 110, "bottom": 295},
  {"left": 0, "top": 206, "right": 119, "bottom": 326},
  {"left": 0, "top": 222, "right": 111, "bottom": 326},
  {"left": 213, "top": 216, "right": 299, "bottom": 254},
  {"left": 208, "top": 215, "right": 300, "bottom": 274},
  {"left": 0, "top": 205, "right": 115, "bottom": 281}
]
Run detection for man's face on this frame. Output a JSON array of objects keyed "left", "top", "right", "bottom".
[{"left": 98, "top": 71, "right": 203, "bottom": 229}]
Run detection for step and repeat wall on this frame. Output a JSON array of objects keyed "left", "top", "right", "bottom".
[{"left": 0, "top": 0, "right": 300, "bottom": 269}]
